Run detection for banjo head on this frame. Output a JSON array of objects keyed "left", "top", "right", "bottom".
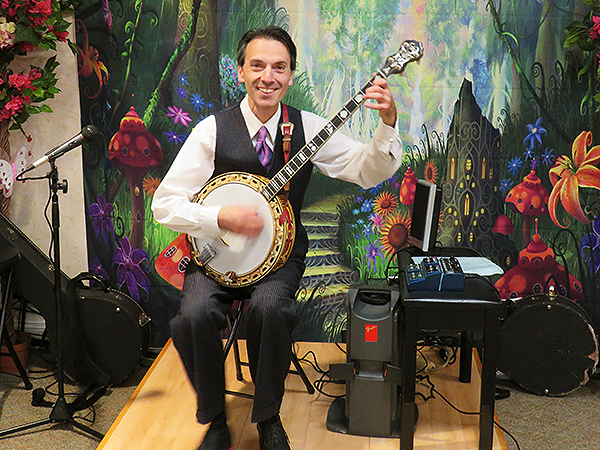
[{"left": 189, "top": 172, "right": 295, "bottom": 287}]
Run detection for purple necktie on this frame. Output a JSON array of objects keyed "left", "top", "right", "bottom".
[{"left": 255, "top": 125, "right": 272, "bottom": 167}]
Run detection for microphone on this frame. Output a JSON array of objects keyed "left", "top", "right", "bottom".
[{"left": 22, "top": 125, "right": 100, "bottom": 174}]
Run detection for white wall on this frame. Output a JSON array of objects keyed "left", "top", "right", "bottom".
[{"left": 8, "top": 15, "right": 87, "bottom": 278}]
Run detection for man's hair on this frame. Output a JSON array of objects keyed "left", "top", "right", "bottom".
[{"left": 237, "top": 26, "right": 297, "bottom": 72}]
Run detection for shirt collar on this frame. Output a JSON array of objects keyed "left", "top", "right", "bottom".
[{"left": 240, "top": 95, "right": 281, "bottom": 143}]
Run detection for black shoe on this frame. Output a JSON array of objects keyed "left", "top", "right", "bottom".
[
  {"left": 257, "top": 415, "right": 290, "bottom": 450},
  {"left": 198, "top": 415, "right": 232, "bottom": 450}
]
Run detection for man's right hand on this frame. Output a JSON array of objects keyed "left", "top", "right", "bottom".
[{"left": 217, "top": 204, "right": 265, "bottom": 237}]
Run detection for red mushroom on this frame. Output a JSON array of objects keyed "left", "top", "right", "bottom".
[
  {"left": 494, "top": 219, "right": 583, "bottom": 301},
  {"left": 109, "top": 105, "right": 163, "bottom": 249},
  {"left": 505, "top": 169, "right": 549, "bottom": 246},
  {"left": 492, "top": 214, "right": 515, "bottom": 235},
  {"left": 399, "top": 167, "right": 417, "bottom": 205},
  {"left": 155, "top": 233, "right": 190, "bottom": 290}
]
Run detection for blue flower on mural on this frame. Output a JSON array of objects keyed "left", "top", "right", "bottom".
[
  {"left": 179, "top": 73, "right": 189, "bottom": 86},
  {"left": 581, "top": 216, "right": 600, "bottom": 283},
  {"left": 164, "top": 129, "right": 186, "bottom": 144},
  {"left": 89, "top": 196, "right": 114, "bottom": 242},
  {"left": 507, "top": 156, "right": 523, "bottom": 175},
  {"left": 176, "top": 87, "right": 188, "bottom": 99},
  {"left": 361, "top": 199, "right": 373, "bottom": 213},
  {"left": 113, "top": 237, "right": 150, "bottom": 302},
  {"left": 190, "top": 93, "right": 205, "bottom": 112},
  {"left": 500, "top": 178, "right": 512, "bottom": 192},
  {"left": 523, "top": 117, "right": 546, "bottom": 150},
  {"left": 541, "top": 147, "right": 555, "bottom": 166}
]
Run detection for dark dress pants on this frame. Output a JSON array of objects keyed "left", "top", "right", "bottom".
[{"left": 170, "top": 257, "right": 305, "bottom": 424}]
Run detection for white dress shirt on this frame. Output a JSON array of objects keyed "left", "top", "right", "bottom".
[{"left": 151, "top": 96, "right": 402, "bottom": 239}]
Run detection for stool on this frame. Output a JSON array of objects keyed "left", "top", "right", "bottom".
[
  {"left": 0, "top": 244, "right": 32, "bottom": 389},
  {"left": 396, "top": 247, "right": 502, "bottom": 450},
  {"left": 223, "top": 298, "right": 315, "bottom": 399}
]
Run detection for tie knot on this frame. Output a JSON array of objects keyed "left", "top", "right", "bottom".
[
  {"left": 255, "top": 126, "right": 272, "bottom": 167},
  {"left": 256, "top": 125, "right": 268, "bottom": 143}
]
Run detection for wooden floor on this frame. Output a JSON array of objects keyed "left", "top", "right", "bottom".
[{"left": 97, "top": 340, "right": 507, "bottom": 450}]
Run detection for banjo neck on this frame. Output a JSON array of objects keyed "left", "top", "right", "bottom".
[
  {"left": 260, "top": 39, "right": 424, "bottom": 201},
  {"left": 261, "top": 73, "right": 381, "bottom": 201}
]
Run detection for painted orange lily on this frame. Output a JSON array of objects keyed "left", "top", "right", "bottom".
[{"left": 549, "top": 131, "right": 600, "bottom": 227}]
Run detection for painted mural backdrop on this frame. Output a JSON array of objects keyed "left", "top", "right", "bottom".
[{"left": 75, "top": 0, "right": 600, "bottom": 347}]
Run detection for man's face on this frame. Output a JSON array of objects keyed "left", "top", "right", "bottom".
[{"left": 238, "top": 37, "right": 294, "bottom": 123}]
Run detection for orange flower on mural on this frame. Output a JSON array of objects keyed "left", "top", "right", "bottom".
[
  {"left": 549, "top": 131, "right": 600, "bottom": 227},
  {"left": 373, "top": 192, "right": 397, "bottom": 217}
]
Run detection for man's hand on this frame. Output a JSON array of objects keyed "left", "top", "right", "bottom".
[
  {"left": 217, "top": 204, "right": 265, "bottom": 237},
  {"left": 363, "top": 77, "right": 397, "bottom": 128}
]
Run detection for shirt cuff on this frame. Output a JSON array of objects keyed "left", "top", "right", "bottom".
[
  {"left": 190, "top": 205, "right": 222, "bottom": 238},
  {"left": 373, "top": 121, "right": 402, "bottom": 159}
]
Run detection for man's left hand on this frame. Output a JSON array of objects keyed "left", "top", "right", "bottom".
[{"left": 363, "top": 77, "right": 397, "bottom": 128}]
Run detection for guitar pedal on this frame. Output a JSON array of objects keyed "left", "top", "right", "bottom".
[{"left": 405, "top": 256, "right": 464, "bottom": 291}]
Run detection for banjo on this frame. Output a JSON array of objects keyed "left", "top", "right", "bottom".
[{"left": 187, "top": 40, "right": 424, "bottom": 287}]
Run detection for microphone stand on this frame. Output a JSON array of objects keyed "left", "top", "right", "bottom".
[{"left": 0, "top": 160, "right": 104, "bottom": 440}]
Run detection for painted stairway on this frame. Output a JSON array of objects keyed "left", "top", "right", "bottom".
[{"left": 299, "top": 201, "right": 359, "bottom": 306}]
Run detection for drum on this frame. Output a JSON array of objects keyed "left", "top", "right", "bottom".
[{"left": 499, "top": 293, "right": 598, "bottom": 396}]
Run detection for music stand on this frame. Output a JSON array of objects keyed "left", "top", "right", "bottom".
[{"left": 0, "top": 159, "right": 104, "bottom": 440}]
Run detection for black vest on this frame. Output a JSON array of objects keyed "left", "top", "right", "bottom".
[{"left": 214, "top": 105, "right": 313, "bottom": 260}]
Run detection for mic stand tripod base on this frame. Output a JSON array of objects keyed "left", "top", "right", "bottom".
[
  {"left": 0, "top": 396, "right": 105, "bottom": 440},
  {"left": 0, "top": 160, "right": 104, "bottom": 442}
]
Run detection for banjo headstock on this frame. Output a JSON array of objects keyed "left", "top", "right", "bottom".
[{"left": 381, "top": 40, "right": 424, "bottom": 77}]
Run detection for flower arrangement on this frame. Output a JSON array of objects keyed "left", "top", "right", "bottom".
[
  {"left": 0, "top": 0, "right": 79, "bottom": 138},
  {"left": 564, "top": 0, "right": 600, "bottom": 108}
]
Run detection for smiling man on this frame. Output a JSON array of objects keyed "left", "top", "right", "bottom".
[{"left": 152, "top": 26, "right": 403, "bottom": 450}]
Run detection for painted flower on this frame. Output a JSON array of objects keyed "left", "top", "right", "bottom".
[
  {"left": 379, "top": 210, "right": 411, "bottom": 258},
  {"left": 190, "top": 93, "right": 205, "bottom": 112},
  {"left": 542, "top": 147, "right": 555, "bottom": 166},
  {"left": 369, "top": 181, "right": 383, "bottom": 196},
  {"left": 113, "top": 237, "right": 150, "bottom": 302},
  {"left": 176, "top": 87, "right": 188, "bottom": 99},
  {"left": 580, "top": 216, "right": 600, "bottom": 280},
  {"left": 507, "top": 156, "right": 523, "bottom": 175},
  {"left": 374, "top": 191, "right": 397, "bottom": 217},
  {"left": 179, "top": 73, "right": 189, "bottom": 86},
  {"left": 500, "top": 178, "right": 512, "bottom": 192},
  {"left": 363, "top": 241, "right": 383, "bottom": 271},
  {"left": 424, "top": 160, "right": 438, "bottom": 183},
  {"left": 361, "top": 199, "right": 373, "bottom": 213},
  {"left": 549, "top": 131, "right": 600, "bottom": 227},
  {"left": 166, "top": 105, "right": 192, "bottom": 126},
  {"left": 88, "top": 195, "right": 114, "bottom": 242},
  {"left": 370, "top": 212, "right": 384, "bottom": 232},
  {"left": 523, "top": 117, "right": 546, "bottom": 150},
  {"left": 163, "top": 129, "right": 186, "bottom": 144},
  {"left": 89, "top": 257, "right": 110, "bottom": 281},
  {"left": 143, "top": 175, "right": 161, "bottom": 197}
]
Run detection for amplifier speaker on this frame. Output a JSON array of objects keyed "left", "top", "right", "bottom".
[
  {"left": 327, "top": 284, "right": 402, "bottom": 438},
  {"left": 0, "top": 212, "right": 70, "bottom": 359}
]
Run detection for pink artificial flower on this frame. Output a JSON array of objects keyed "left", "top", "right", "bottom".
[
  {"left": 48, "top": 25, "right": 68, "bottom": 42},
  {"left": 19, "top": 42, "right": 35, "bottom": 53},
  {"left": 8, "top": 73, "right": 33, "bottom": 91},
  {"left": 590, "top": 16, "right": 600, "bottom": 40}
]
